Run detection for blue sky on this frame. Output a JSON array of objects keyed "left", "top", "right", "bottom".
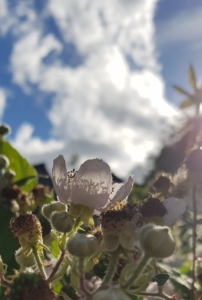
[{"left": 0, "top": 0, "right": 201, "bottom": 181}]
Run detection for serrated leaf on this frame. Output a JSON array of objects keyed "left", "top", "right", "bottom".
[
  {"left": 188, "top": 65, "right": 197, "bottom": 90},
  {"left": 173, "top": 85, "right": 191, "bottom": 97},
  {"left": 14, "top": 176, "right": 37, "bottom": 187},
  {"left": 0, "top": 140, "right": 37, "bottom": 193},
  {"left": 180, "top": 99, "right": 193, "bottom": 108},
  {"left": 152, "top": 273, "right": 170, "bottom": 286}
]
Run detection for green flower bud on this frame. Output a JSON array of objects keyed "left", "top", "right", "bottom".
[
  {"left": 91, "top": 286, "right": 130, "bottom": 300},
  {"left": 0, "top": 154, "right": 10, "bottom": 170},
  {"left": 67, "top": 233, "right": 98, "bottom": 258},
  {"left": 15, "top": 248, "right": 36, "bottom": 268},
  {"left": 0, "top": 124, "right": 11, "bottom": 137},
  {"left": 50, "top": 211, "right": 74, "bottom": 233},
  {"left": 139, "top": 224, "right": 175, "bottom": 259},
  {"left": 4, "top": 169, "right": 16, "bottom": 182},
  {"left": 42, "top": 201, "right": 66, "bottom": 219}
]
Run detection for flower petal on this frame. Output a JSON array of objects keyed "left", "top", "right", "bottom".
[
  {"left": 163, "top": 197, "right": 187, "bottom": 226},
  {"left": 110, "top": 175, "right": 134, "bottom": 204},
  {"left": 71, "top": 159, "right": 112, "bottom": 209},
  {"left": 52, "top": 155, "right": 71, "bottom": 204}
]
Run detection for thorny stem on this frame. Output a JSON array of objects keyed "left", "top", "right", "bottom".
[
  {"left": 131, "top": 291, "right": 173, "bottom": 300},
  {"left": 48, "top": 250, "right": 65, "bottom": 282},
  {"left": 191, "top": 186, "right": 197, "bottom": 300},
  {"left": 99, "top": 249, "right": 120, "bottom": 288},
  {"left": 31, "top": 245, "right": 47, "bottom": 280},
  {"left": 122, "top": 253, "right": 150, "bottom": 290},
  {"left": 78, "top": 257, "right": 91, "bottom": 298},
  {"left": 47, "top": 255, "right": 69, "bottom": 283}
]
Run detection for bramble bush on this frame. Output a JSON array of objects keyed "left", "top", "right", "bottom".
[{"left": 1, "top": 66, "right": 202, "bottom": 300}]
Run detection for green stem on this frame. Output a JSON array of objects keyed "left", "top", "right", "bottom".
[
  {"left": 47, "top": 255, "right": 70, "bottom": 283},
  {"left": 48, "top": 250, "right": 65, "bottom": 282},
  {"left": 131, "top": 291, "right": 173, "bottom": 300},
  {"left": 0, "top": 275, "right": 11, "bottom": 288},
  {"left": 122, "top": 253, "right": 150, "bottom": 290},
  {"left": 78, "top": 257, "right": 91, "bottom": 297},
  {"left": 31, "top": 246, "right": 47, "bottom": 280},
  {"left": 100, "top": 249, "right": 120, "bottom": 287},
  {"left": 191, "top": 186, "right": 197, "bottom": 300}
]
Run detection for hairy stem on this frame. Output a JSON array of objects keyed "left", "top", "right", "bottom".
[
  {"left": 131, "top": 291, "right": 173, "bottom": 300},
  {"left": 31, "top": 246, "right": 47, "bottom": 280},
  {"left": 100, "top": 249, "right": 120, "bottom": 288},
  {"left": 48, "top": 250, "right": 65, "bottom": 282},
  {"left": 122, "top": 253, "right": 150, "bottom": 290},
  {"left": 191, "top": 186, "right": 197, "bottom": 300},
  {"left": 78, "top": 257, "right": 91, "bottom": 297}
]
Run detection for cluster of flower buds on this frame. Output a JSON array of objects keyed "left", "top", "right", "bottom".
[{"left": 0, "top": 153, "right": 178, "bottom": 300}]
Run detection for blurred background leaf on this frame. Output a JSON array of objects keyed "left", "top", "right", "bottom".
[
  {"left": 0, "top": 204, "right": 19, "bottom": 274},
  {"left": 0, "top": 140, "right": 37, "bottom": 193}
]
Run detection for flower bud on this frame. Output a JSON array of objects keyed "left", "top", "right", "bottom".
[
  {"left": 67, "top": 233, "right": 98, "bottom": 258},
  {"left": 0, "top": 124, "right": 11, "bottom": 137},
  {"left": 10, "top": 214, "right": 43, "bottom": 247},
  {"left": 42, "top": 201, "right": 66, "bottom": 219},
  {"left": 91, "top": 286, "right": 130, "bottom": 300},
  {"left": 15, "top": 248, "right": 36, "bottom": 268},
  {"left": 139, "top": 224, "right": 175, "bottom": 259},
  {"left": 50, "top": 211, "right": 74, "bottom": 233},
  {"left": 4, "top": 169, "right": 16, "bottom": 182},
  {"left": 0, "top": 154, "right": 10, "bottom": 169},
  {"left": 9, "top": 273, "right": 55, "bottom": 300}
]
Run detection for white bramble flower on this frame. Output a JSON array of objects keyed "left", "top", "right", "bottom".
[
  {"left": 52, "top": 155, "right": 134, "bottom": 211},
  {"left": 162, "top": 197, "right": 187, "bottom": 226}
]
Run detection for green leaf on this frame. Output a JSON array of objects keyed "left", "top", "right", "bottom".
[
  {"left": 0, "top": 204, "right": 19, "bottom": 274},
  {"left": 53, "top": 280, "right": 62, "bottom": 294},
  {"left": 0, "top": 140, "right": 37, "bottom": 193},
  {"left": 0, "top": 286, "right": 7, "bottom": 300},
  {"left": 152, "top": 273, "right": 170, "bottom": 286},
  {"left": 188, "top": 65, "right": 197, "bottom": 90},
  {"left": 51, "top": 240, "right": 60, "bottom": 258},
  {"left": 173, "top": 85, "right": 191, "bottom": 97},
  {"left": 14, "top": 176, "right": 37, "bottom": 187},
  {"left": 180, "top": 98, "right": 193, "bottom": 108}
]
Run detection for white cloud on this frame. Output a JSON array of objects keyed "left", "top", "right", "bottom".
[
  {"left": 11, "top": 123, "right": 64, "bottom": 170},
  {"left": 0, "top": 88, "right": 6, "bottom": 121},
  {"left": 7, "top": 0, "right": 179, "bottom": 180}
]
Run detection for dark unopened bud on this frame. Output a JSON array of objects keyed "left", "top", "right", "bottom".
[
  {"left": 140, "top": 198, "right": 167, "bottom": 219},
  {"left": 42, "top": 201, "right": 66, "bottom": 219},
  {"left": 0, "top": 124, "right": 10, "bottom": 137},
  {"left": 153, "top": 174, "right": 171, "bottom": 194},
  {"left": 67, "top": 233, "right": 98, "bottom": 258},
  {"left": 50, "top": 211, "right": 74, "bottom": 233},
  {"left": 0, "top": 154, "right": 10, "bottom": 169},
  {"left": 9, "top": 273, "right": 54, "bottom": 300}
]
